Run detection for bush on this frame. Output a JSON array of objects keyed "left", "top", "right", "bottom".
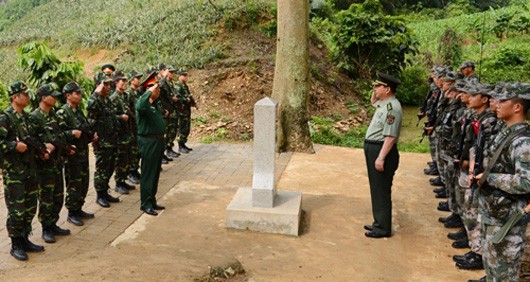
[
  {"left": 480, "top": 45, "right": 530, "bottom": 82},
  {"left": 437, "top": 28, "right": 462, "bottom": 66},
  {"left": 398, "top": 64, "right": 429, "bottom": 105}
]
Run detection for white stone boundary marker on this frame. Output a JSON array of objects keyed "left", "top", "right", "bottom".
[{"left": 226, "top": 97, "right": 302, "bottom": 236}]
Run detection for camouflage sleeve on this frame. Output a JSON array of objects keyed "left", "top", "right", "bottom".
[
  {"left": 55, "top": 108, "right": 74, "bottom": 142},
  {"left": 487, "top": 136, "right": 530, "bottom": 194},
  {"left": 86, "top": 93, "right": 98, "bottom": 125},
  {"left": 0, "top": 114, "right": 17, "bottom": 155}
]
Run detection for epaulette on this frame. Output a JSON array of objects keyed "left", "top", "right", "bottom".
[{"left": 387, "top": 103, "right": 393, "bottom": 111}]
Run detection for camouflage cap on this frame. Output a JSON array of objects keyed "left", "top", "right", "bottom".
[
  {"left": 459, "top": 61, "right": 475, "bottom": 69},
  {"left": 36, "top": 84, "right": 62, "bottom": 98},
  {"left": 112, "top": 70, "right": 128, "bottom": 82},
  {"left": 442, "top": 71, "right": 464, "bottom": 82},
  {"left": 489, "top": 82, "right": 507, "bottom": 99},
  {"left": 94, "top": 72, "right": 113, "bottom": 85},
  {"left": 167, "top": 65, "right": 176, "bottom": 72},
  {"left": 451, "top": 79, "right": 467, "bottom": 91},
  {"left": 145, "top": 66, "right": 159, "bottom": 76},
  {"left": 178, "top": 68, "right": 188, "bottom": 75},
  {"left": 434, "top": 66, "right": 451, "bottom": 78},
  {"left": 62, "top": 82, "right": 81, "bottom": 94},
  {"left": 158, "top": 63, "right": 167, "bottom": 71},
  {"left": 494, "top": 82, "right": 530, "bottom": 101},
  {"left": 8, "top": 81, "right": 29, "bottom": 96},
  {"left": 129, "top": 69, "right": 143, "bottom": 80},
  {"left": 470, "top": 83, "right": 494, "bottom": 97}
]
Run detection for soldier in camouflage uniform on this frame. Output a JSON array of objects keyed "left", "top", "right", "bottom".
[
  {"left": 460, "top": 61, "right": 479, "bottom": 83},
  {"left": 156, "top": 64, "right": 176, "bottom": 163},
  {"left": 29, "top": 84, "right": 74, "bottom": 244},
  {"left": 109, "top": 70, "right": 135, "bottom": 194},
  {"left": 474, "top": 82, "right": 530, "bottom": 282},
  {"left": 87, "top": 73, "right": 120, "bottom": 208},
  {"left": 176, "top": 69, "right": 197, "bottom": 153},
  {"left": 420, "top": 67, "right": 441, "bottom": 176},
  {"left": 125, "top": 70, "right": 143, "bottom": 184},
  {"left": 0, "top": 81, "right": 46, "bottom": 260},
  {"left": 56, "top": 82, "right": 95, "bottom": 226}
]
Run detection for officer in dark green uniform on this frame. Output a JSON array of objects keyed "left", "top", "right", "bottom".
[
  {"left": 136, "top": 72, "right": 166, "bottom": 216},
  {"left": 0, "top": 81, "right": 46, "bottom": 260},
  {"left": 363, "top": 72, "right": 402, "bottom": 238}
]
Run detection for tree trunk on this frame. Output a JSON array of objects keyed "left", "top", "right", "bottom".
[{"left": 271, "top": 0, "right": 314, "bottom": 154}]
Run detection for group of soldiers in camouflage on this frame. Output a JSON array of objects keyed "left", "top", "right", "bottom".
[
  {"left": 0, "top": 63, "right": 196, "bottom": 261},
  {"left": 419, "top": 61, "right": 530, "bottom": 282}
]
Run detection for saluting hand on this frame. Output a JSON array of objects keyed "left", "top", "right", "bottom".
[
  {"left": 16, "top": 141, "right": 27, "bottom": 153},
  {"left": 72, "top": 129, "right": 82, "bottom": 139}
]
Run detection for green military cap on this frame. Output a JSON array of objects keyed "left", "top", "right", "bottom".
[
  {"left": 442, "top": 71, "right": 464, "bottom": 82},
  {"left": 94, "top": 72, "right": 113, "bottom": 85},
  {"left": 36, "top": 84, "right": 62, "bottom": 98},
  {"left": 372, "top": 71, "right": 400, "bottom": 89},
  {"left": 459, "top": 61, "right": 475, "bottom": 69},
  {"left": 8, "top": 81, "right": 29, "bottom": 96},
  {"left": 158, "top": 63, "right": 167, "bottom": 71},
  {"left": 62, "top": 82, "right": 81, "bottom": 94},
  {"left": 128, "top": 69, "right": 143, "bottom": 80},
  {"left": 112, "top": 70, "right": 128, "bottom": 82},
  {"left": 144, "top": 66, "right": 159, "bottom": 76},
  {"left": 101, "top": 64, "right": 115, "bottom": 75},
  {"left": 178, "top": 68, "right": 188, "bottom": 75},
  {"left": 167, "top": 65, "right": 176, "bottom": 72},
  {"left": 495, "top": 82, "right": 530, "bottom": 101}
]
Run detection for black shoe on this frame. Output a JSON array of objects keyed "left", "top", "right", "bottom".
[
  {"left": 51, "top": 225, "right": 71, "bottom": 236},
  {"left": 363, "top": 225, "right": 373, "bottom": 231},
  {"left": 439, "top": 213, "right": 458, "bottom": 223},
  {"left": 153, "top": 204, "right": 165, "bottom": 210},
  {"left": 41, "top": 228, "right": 56, "bottom": 244},
  {"left": 456, "top": 252, "right": 483, "bottom": 270},
  {"left": 115, "top": 182, "right": 130, "bottom": 195},
  {"left": 123, "top": 182, "right": 135, "bottom": 190},
  {"left": 161, "top": 158, "right": 169, "bottom": 165},
  {"left": 179, "top": 143, "right": 190, "bottom": 154},
  {"left": 433, "top": 187, "right": 445, "bottom": 194},
  {"left": 166, "top": 148, "right": 180, "bottom": 158},
  {"left": 435, "top": 190, "right": 448, "bottom": 198},
  {"left": 437, "top": 201, "right": 450, "bottom": 212},
  {"left": 22, "top": 235, "right": 45, "bottom": 252},
  {"left": 424, "top": 167, "right": 439, "bottom": 175},
  {"left": 452, "top": 237, "right": 469, "bottom": 249},
  {"left": 468, "top": 276, "right": 486, "bottom": 282},
  {"left": 448, "top": 227, "right": 466, "bottom": 241},
  {"left": 96, "top": 197, "right": 110, "bottom": 208},
  {"left": 127, "top": 174, "right": 140, "bottom": 185},
  {"left": 77, "top": 209, "right": 95, "bottom": 219},
  {"left": 365, "top": 231, "right": 391, "bottom": 238},
  {"left": 141, "top": 208, "right": 158, "bottom": 216},
  {"left": 10, "top": 237, "right": 28, "bottom": 261},
  {"left": 182, "top": 144, "right": 193, "bottom": 151},
  {"left": 68, "top": 212, "right": 84, "bottom": 226},
  {"left": 162, "top": 154, "right": 173, "bottom": 162},
  {"left": 427, "top": 161, "right": 434, "bottom": 167},
  {"left": 429, "top": 177, "right": 443, "bottom": 186},
  {"left": 453, "top": 250, "right": 475, "bottom": 263},
  {"left": 104, "top": 191, "right": 120, "bottom": 203},
  {"left": 445, "top": 215, "right": 464, "bottom": 228}
]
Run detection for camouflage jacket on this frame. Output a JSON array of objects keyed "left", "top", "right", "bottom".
[
  {"left": 0, "top": 106, "right": 34, "bottom": 171},
  {"left": 175, "top": 81, "right": 193, "bottom": 114},
  {"left": 441, "top": 99, "right": 465, "bottom": 155},
  {"left": 28, "top": 108, "right": 68, "bottom": 167},
  {"left": 479, "top": 122, "right": 530, "bottom": 226},
  {"left": 56, "top": 103, "right": 91, "bottom": 159},
  {"left": 125, "top": 86, "right": 140, "bottom": 134},
  {"left": 470, "top": 109, "right": 498, "bottom": 167},
  {"left": 109, "top": 90, "right": 133, "bottom": 142},
  {"left": 158, "top": 77, "right": 174, "bottom": 111},
  {"left": 87, "top": 91, "right": 118, "bottom": 147},
  {"left": 460, "top": 108, "right": 477, "bottom": 164}
]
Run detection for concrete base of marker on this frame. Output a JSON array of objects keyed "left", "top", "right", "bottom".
[{"left": 226, "top": 188, "right": 302, "bottom": 236}]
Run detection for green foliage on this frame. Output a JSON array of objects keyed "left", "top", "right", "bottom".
[
  {"left": 398, "top": 64, "right": 429, "bottom": 105},
  {"left": 480, "top": 43, "right": 530, "bottom": 82},
  {"left": 437, "top": 28, "right": 463, "bottom": 67},
  {"left": 346, "top": 100, "right": 360, "bottom": 114},
  {"left": 328, "top": 0, "right": 418, "bottom": 79},
  {"left": 0, "top": 0, "right": 50, "bottom": 31}
]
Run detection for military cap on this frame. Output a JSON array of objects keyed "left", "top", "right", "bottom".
[
  {"left": 112, "top": 70, "right": 128, "bottom": 82},
  {"left": 8, "top": 81, "right": 29, "bottom": 96},
  {"left": 495, "top": 82, "right": 530, "bottom": 101},
  {"left": 94, "top": 72, "right": 113, "bottom": 85},
  {"left": 158, "top": 63, "right": 167, "bottom": 71},
  {"left": 178, "top": 68, "right": 188, "bottom": 75},
  {"left": 129, "top": 69, "right": 143, "bottom": 80},
  {"left": 36, "top": 84, "right": 62, "bottom": 98},
  {"left": 451, "top": 79, "right": 467, "bottom": 91},
  {"left": 167, "top": 65, "right": 176, "bottom": 72},
  {"left": 145, "top": 66, "right": 159, "bottom": 76},
  {"left": 372, "top": 71, "right": 400, "bottom": 90},
  {"left": 442, "top": 71, "right": 464, "bottom": 82},
  {"left": 141, "top": 71, "right": 158, "bottom": 88},
  {"left": 434, "top": 66, "right": 450, "bottom": 78},
  {"left": 469, "top": 83, "right": 494, "bottom": 97},
  {"left": 101, "top": 64, "right": 115, "bottom": 75},
  {"left": 459, "top": 61, "right": 475, "bottom": 69},
  {"left": 63, "top": 82, "right": 81, "bottom": 94},
  {"left": 488, "top": 82, "right": 506, "bottom": 99}
]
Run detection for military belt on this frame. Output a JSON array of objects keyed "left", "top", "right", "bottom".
[
  {"left": 139, "top": 134, "right": 164, "bottom": 139},
  {"left": 364, "top": 140, "right": 384, "bottom": 145}
]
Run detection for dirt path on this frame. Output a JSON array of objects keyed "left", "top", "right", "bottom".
[{"left": 0, "top": 144, "right": 481, "bottom": 281}]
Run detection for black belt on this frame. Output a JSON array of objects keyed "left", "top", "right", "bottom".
[
  {"left": 364, "top": 140, "right": 384, "bottom": 145},
  {"left": 139, "top": 134, "right": 164, "bottom": 139}
]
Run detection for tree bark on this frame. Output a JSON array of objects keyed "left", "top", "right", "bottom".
[{"left": 271, "top": 0, "right": 314, "bottom": 154}]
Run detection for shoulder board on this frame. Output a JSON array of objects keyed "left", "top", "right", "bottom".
[{"left": 387, "top": 103, "right": 392, "bottom": 111}]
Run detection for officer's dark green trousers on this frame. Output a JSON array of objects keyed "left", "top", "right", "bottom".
[
  {"left": 364, "top": 141, "right": 399, "bottom": 236},
  {"left": 138, "top": 136, "right": 165, "bottom": 210}
]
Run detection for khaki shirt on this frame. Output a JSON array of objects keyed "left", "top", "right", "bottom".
[{"left": 365, "top": 96, "right": 402, "bottom": 141}]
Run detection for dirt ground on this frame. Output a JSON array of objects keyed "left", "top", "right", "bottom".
[{"left": 0, "top": 145, "right": 482, "bottom": 281}]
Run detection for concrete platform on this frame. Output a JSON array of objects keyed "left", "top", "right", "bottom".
[{"left": 226, "top": 188, "right": 302, "bottom": 236}]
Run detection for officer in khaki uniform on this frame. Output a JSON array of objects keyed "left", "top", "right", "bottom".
[{"left": 363, "top": 71, "right": 402, "bottom": 238}]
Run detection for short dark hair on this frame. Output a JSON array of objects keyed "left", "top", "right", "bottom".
[{"left": 513, "top": 98, "right": 530, "bottom": 115}]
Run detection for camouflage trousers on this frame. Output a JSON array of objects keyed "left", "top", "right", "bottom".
[
  {"left": 129, "top": 133, "right": 140, "bottom": 171},
  {"left": 443, "top": 156, "right": 460, "bottom": 214},
  {"left": 94, "top": 145, "right": 116, "bottom": 192},
  {"left": 114, "top": 140, "right": 131, "bottom": 183},
  {"left": 461, "top": 171, "right": 482, "bottom": 254},
  {"left": 3, "top": 168, "right": 38, "bottom": 237},
  {"left": 428, "top": 131, "right": 436, "bottom": 162},
  {"left": 482, "top": 223, "right": 526, "bottom": 282},
  {"left": 65, "top": 154, "right": 89, "bottom": 212},
  {"left": 165, "top": 110, "right": 178, "bottom": 148},
  {"left": 178, "top": 113, "right": 191, "bottom": 143},
  {"left": 37, "top": 165, "right": 64, "bottom": 228}
]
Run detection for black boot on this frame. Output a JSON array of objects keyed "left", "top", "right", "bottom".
[
  {"left": 429, "top": 176, "right": 443, "bottom": 186},
  {"left": 424, "top": 164, "right": 439, "bottom": 175},
  {"left": 10, "top": 237, "right": 28, "bottom": 261},
  {"left": 435, "top": 190, "right": 448, "bottom": 198},
  {"left": 104, "top": 190, "right": 120, "bottom": 203},
  {"left": 182, "top": 143, "right": 193, "bottom": 151},
  {"left": 78, "top": 209, "right": 95, "bottom": 219},
  {"left": 96, "top": 190, "right": 110, "bottom": 208},
  {"left": 456, "top": 252, "right": 483, "bottom": 270},
  {"left": 67, "top": 211, "right": 84, "bottom": 226},
  {"left": 178, "top": 142, "right": 190, "bottom": 154},
  {"left": 453, "top": 250, "right": 475, "bottom": 263},
  {"left": 123, "top": 182, "right": 136, "bottom": 190},
  {"left": 23, "top": 234, "right": 45, "bottom": 252},
  {"left": 451, "top": 237, "right": 469, "bottom": 249},
  {"left": 433, "top": 186, "right": 445, "bottom": 194},
  {"left": 468, "top": 276, "right": 486, "bottom": 282},
  {"left": 41, "top": 227, "right": 56, "bottom": 243},
  {"left": 165, "top": 148, "right": 180, "bottom": 158},
  {"left": 444, "top": 214, "right": 464, "bottom": 228},
  {"left": 115, "top": 182, "right": 129, "bottom": 195},
  {"left": 448, "top": 227, "right": 466, "bottom": 240},
  {"left": 51, "top": 225, "right": 71, "bottom": 236},
  {"left": 437, "top": 201, "right": 450, "bottom": 212},
  {"left": 439, "top": 212, "right": 458, "bottom": 223},
  {"left": 162, "top": 154, "right": 173, "bottom": 161},
  {"left": 127, "top": 170, "right": 140, "bottom": 184}
]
